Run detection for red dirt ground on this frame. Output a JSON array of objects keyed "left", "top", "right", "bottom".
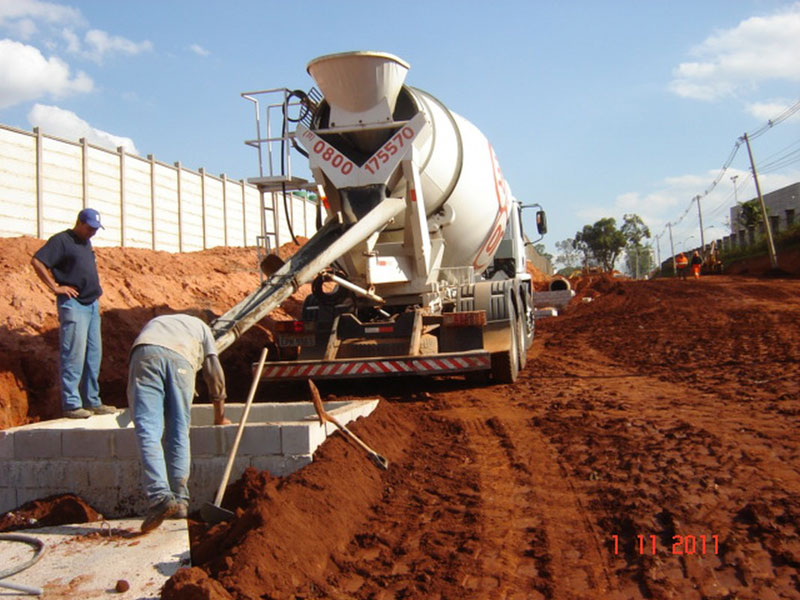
[{"left": 1, "top": 236, "right": 799, "bottom": 599}]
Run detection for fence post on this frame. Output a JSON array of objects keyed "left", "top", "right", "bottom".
[
  {"left": 200, "top": 167, "right": 207, "bottom": 250},
  {"left": 175, "top": 162, "right": 183, "bottom": 252},
  {"left": 221, "top": 173, "right": 228, "bottom": 247},
  {"left": 81, "top": 138, "right": 89, "bottom": 210},
  {"left": 149, "top": 154, "right": 156, "bottom": 250},
  {"left": 34, "top": 127, "right": 43, "bottom": 238},
  {"left": 240, "top": 180, "right": 247, "bottom": 246},
  {"left": 118, "top": 146, "right": 126, "bottom": 247}
]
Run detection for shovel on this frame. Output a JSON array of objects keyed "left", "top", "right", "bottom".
[
  {"left": 308, "top": 380, "right": 389, "bottom": 470},
  {"left": 201, "top": 347, "right": 269, "bottom": 524}
]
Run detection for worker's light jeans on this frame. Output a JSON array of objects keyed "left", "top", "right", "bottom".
[
  {"left": 128, "top": 345, "right": 195, "bottom": 508},
  {"left": 57, "top": 297, "right": 102, "bottom": 411}
]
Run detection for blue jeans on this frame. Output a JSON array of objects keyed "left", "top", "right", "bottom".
[
  {"left": 128, "top": 345, "right": 195, "bottom": 507},
  {"left": 57, "top": 297, "right": 102, "bottom": 411}
]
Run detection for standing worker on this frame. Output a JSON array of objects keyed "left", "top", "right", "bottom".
[
  {"left": 128, "top": 313, "right": 231, "bottom": 532},
  {"left": 691, "top": 251, "right": 703, "bottom": 279},
  {"left": 675, "top": 252, "right": 689, "bottom": 280},
  {"left": 31, "top": 208, "right": 116, "bottom": 419}
]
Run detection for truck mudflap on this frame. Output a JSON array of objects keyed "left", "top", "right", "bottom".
[{"left": 259, "top": 350, "right": 491, "bottom": 381}]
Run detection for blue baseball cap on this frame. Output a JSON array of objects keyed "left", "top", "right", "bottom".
[{"left": 78, "top": 208, "right": 104, "bottom": 229}]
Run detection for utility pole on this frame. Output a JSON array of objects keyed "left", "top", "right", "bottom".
[
  {"left": 668, "top": 222, "right": 676, "bottom": 275},
  {"left": 655, "top": 234, "right": 661, "bottom": 270},
  {"left": 696, "top": 195, "right": 706, "bottom": 257},
  {"left": 742, "top": 133, "right": 778, "bottom": 269}
]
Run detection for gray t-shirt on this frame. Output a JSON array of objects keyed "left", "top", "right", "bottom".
[{"left": 132, "top": 314, "right": 217, "bottom": 371}]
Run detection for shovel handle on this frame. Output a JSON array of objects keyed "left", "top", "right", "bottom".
[{"left": 213, "top": 347, "right": 268, "bottom": 506}]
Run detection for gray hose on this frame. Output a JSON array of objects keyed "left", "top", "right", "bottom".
[{"left": 0, "top": 533, "right": 45, "bottom": 596}]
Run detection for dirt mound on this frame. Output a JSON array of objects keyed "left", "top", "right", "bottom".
[
  {"left": 0, "top": 494, "right": 101, "bottom": 532},
  {"left": 0, "top": 236, "right": 308, "bottom": 428}
]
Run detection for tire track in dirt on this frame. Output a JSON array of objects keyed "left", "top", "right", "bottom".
[
  {"left": 308, "top": 410, "right": 485, "bottom": 599},
  {"left": 531, "top": 330, "right": 800, "bottom": 599},
  {"left": 441, "top": 378, "right": 615, "bottom": 600}
]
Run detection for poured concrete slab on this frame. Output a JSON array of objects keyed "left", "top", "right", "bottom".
[{"left": 0, "top": 518, "right": 188, "bottom": 598}]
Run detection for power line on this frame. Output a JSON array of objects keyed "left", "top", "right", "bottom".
[{"left": 657, "top": 98, "right": 800, "bottom": 242}]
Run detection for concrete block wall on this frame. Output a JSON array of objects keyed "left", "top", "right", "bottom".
[{"left": 0, "top": 400, "right": 378, "bottom": 518}]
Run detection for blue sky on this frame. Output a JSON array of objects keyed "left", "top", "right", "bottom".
[{"left": 1, "top": 0, "right": 799, "bottom": 262}]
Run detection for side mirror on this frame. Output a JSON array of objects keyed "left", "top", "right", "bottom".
[{"left": 536, "top": 210, "right": 548, "bottom": 235}]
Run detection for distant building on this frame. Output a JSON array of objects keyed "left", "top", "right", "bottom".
[{"left": 729, "top": 181, "right": 799, "bottom": 246}]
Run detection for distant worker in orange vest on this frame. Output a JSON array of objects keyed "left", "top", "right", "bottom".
[
  {"left": 691, "top": 251, "right": 703, "bottom": 279},
  {"left": 675, "top": 252, "right": 688, "bottom": 280}
]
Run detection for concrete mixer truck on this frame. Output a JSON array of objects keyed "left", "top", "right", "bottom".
[{"left": 210, "top": 51, "right": 547, "bottom": 383}]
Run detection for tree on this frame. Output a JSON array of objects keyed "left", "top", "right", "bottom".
[
  {"left": 624, "top": 245, "right": 654, "bottom": 278},
  {"left": 574, "top": 218, "right": 627, "bottom": 271},
  {"left": 737, "top": 199, "right": 764, "bottom": 231},
  {"left": 621, "top": 214, "right": 651, "bottom": 279},
  {"left": 554, "top": 238, "right": 580, "bottom": 270},
  {"left": 572, "top": 229, "right": 594, "bottom": 267}
]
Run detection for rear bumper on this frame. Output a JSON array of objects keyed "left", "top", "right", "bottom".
[{"left": 259, "top": 350, "right": 491, "bottom": 381}]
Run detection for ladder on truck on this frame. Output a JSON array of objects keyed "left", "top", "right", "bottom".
[{"left": 241, "top": 88, "right": 322, "bottom": 251}]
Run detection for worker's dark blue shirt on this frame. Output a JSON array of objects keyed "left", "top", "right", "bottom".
[{"left": 34, "top": 230, "right": 103, "bottom": 304}]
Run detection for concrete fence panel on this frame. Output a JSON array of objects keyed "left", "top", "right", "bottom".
[
  {"left": 0, "top": 123, "right": 318, "bottom": 251},
  {"left": 0, "top": 127, "right": 37, "bottom": 238}
]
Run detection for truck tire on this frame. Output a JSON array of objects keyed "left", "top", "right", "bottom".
[
  {"left": 516, "top": 303, "right": 527, "bottom": 369},
  {"left": 491, "top": 301, "right": 519, "bottom": 383}
]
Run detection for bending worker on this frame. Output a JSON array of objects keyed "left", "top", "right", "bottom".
[
  {"left": 31, "top": 208, "right": 116, "bottom": 419},
  {"left": 128, "top": 313, "right": 231, "bottom": 532}
]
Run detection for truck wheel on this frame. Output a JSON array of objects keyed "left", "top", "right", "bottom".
[
  {"left": 491, "top": 303, "right": 519, "bottom": 383},
  {"left": 516, "top": 306, "right": 527, "bottom": 369}
]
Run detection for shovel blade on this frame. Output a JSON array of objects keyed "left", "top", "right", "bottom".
[{"left": 200, "top": 501, "right": 235, "bottom": 524}]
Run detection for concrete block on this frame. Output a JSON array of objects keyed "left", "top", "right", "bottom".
[
  {"left": 115, "top": 490, "right": 148, "bottom": 518},
  {"left": 188, "top": 456, "right": 249, "bottom": 507},
  {"left": 283, "top": 454, "right": 312, "bottom": 476},
  {"left": 62, "top": 428, "right": 114, "bottom": 457},
  {"left": 190, "top": 426, "right": 225, "bottom": 456},
  {"left": 63, "top": 460, "right": 91, "bottom": 488},
  {"left": 88, "top": 461, "right": 120, "bottom": 488},
  {"left": 14, "top": 430, "right": 62, "bottom": 458},
  {"left": 16, "top": 487, "right": 72, "bottom": 507},
  {"left": 9, "top": 460, "right": 68, "bottom": 488},
  {"left": 250, "top": 455, "right": 286, "bottom": 476},
  {"left": 116, "top": 459, "right": 142, "bottom": 491},
  {"left": 114, "top": 428, "right": 140, "bottom": 458},
  {"left": 0, "top": 430, "right": 13, "bottom": 459},
  {"left": 281, "top": 422, "right": 326, "bottom": 455},
  {"left": 236, "top": 425, "right": 281, "bottom": 456},
  {"left": 0, "top": 486, "right": 17, "bottom": 514}
]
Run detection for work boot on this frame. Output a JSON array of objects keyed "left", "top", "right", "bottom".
[
  {"left": 141, "top": 497, "right": 179, "bottom": 533},
  {"left": 64, "top": 408, "right": 92, "bottom": 419},
  {"left": 90, "top": 404, "right": 117, "bottom": 415},
  {"left": 170, "top": 502, "right": 189, "bottom": 519}
]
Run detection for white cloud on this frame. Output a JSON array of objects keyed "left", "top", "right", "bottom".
[
  {"left": 0, "top": 0, "right": 83, "bottom": 28},
  {"left": 6, "top": 17, "right": 37, "bottom": 39},
  {"left": 63, "top": 27, "right": 153, "bottom": 64},
  {"left": 670, "top": 4, "right": 800, "bottom": 101},
  {"left": 189, "top": 44, "right": 210, "bottom": 57},
  {"left": 28, "top": 103, "right": 138, "bottom": 154},
  {"left": 746, "top": 99, "right": 800, "bottom": 122},
  {"left": 0, "top": 39, "right": 93, "bottom": 109}
]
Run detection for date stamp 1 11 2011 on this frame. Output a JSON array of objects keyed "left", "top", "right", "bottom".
[{"left": 612, "top": 534, "right": 720, "bottom": 556}]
